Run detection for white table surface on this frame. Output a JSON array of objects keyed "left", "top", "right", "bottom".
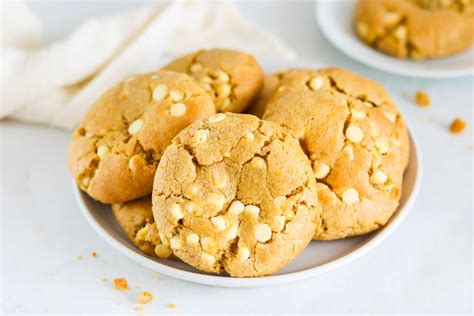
[{"left": 1, "top": 1, "right": 472, "bottom": 314}]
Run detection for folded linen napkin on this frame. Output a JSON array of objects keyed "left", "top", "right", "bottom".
[{"left": 1, "top": 0, "right": 295, "bottom": 129}]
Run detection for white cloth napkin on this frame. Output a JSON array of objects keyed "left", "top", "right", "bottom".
[{"left": 1, "top": 0, "right": 295, "bottom": 130}]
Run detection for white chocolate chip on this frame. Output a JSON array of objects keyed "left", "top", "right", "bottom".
[
  {"left": 224, "top": 224, "right": 239, "bottom": 240},
  {"left": 153, "top": 84, "right": 168, "bottom": 102},
  {"left": 313, "top": 161, "right": 330, "bottom": 179},
  {"left": 375, "top": 138, "right": 389, "bottom": 154},
  {"left": 237, "top": 247, "right": 250, "bottom": 261},
  {"left": 228, "top": 200, "right": 245, "bottom": 215},
  {"left": 254, "top": 224, "right": 272, "bottom": 243},
  {"left": 210, "top": 215, "right": 226, "bottom": 231},
  {"left": 346, "top": 124, "right": 364, "bottom": 143},
  {"left": 169, "top": 103, "right": 187, "bottom": 117},
  {"left": 201, "top": 76, "right": 212, "bottom": 84},
  {"left": 207, "top": 193, "right": 226, "bottom": 211},
  {"left": 85, "top": 132, "right": 93, "bottom": 138},
  {"left": 128, "top": 155, "right": 145, "bottom": 172},
  {"left": 215, "top": 70, "right": 230, "bottom": 83},
  {"left": 273, "top": 196, "right": 286, "bottom": 207},
  {"left": 82, "top": 176, "right": 91, "bottom": 187},
  {"left": 159, "top": 232, "right": 169, "bottom": 245},
  {"left": 186, "top": 232, "right": 200, "bottom": 245},
  {"left": 245, "top": 132, "right": 255, "bottom": 141},
  {"left": 194, "top": 129, "right": 209, "bottom": 144},
  {"left": 271, "top": 216, "right": 286, "bottom": 232},
  {"left": 200, "top": 237, "right": 217, "bottom": 253},
  {"left": 250, "top": 157, "right": 266, "bottom": 168},
  {"left": 208, "top": 113, "right": 227, "bottom": 123},
  {"left": 342, "top": 188, "right": 360, "bottom": 205},
  {"left": 216, "top": 83, "right": 231, "bottom": 98},
  {"left": 383, "top": 110, "right": 397, "bottom": 123},
  {"left": 154, "top": 244, "right": 172, "bottom": 258},
  {"left": 309, "top": 76, "right": 323, "bottom": 91},
  {"left": 201, "top": 252, "right": 215, "bottom": 266},
  {"left": 244, "top": 205, "right": 260, "bottom": 217},
  {"left": 342, "top": 145, "right": 354, "bottom": 160},
  {"left": 393, "top": 25, "right": 407, "bottom": 41},
  {"left": 190, "top": 63, "right": 203, "bottom": 73},
  {"left": 169, "top": 236, "right": 182, "bottom": 249},
  {"left": 185, "top": 201, "right": 197, "bottom": 214},
  {"left": 370, "top": 170, "right": 388, "bottom": 184},
  {"left": 383, "top": 11, "right": 401, "bottom": 26},
  {"left": 351, "top": 109, "right": 366, "bottom": 119},
  {"left": 128, "top": 119, "right": 144, "bottom": 135},
  {"left": 184, "top": 184, "right": 199, "bottom": 198},
  {"left": 220, "top": 98, "right": 231, "bottom": 110},
  {"left": 363, "top": 101, "right": 373, "bottom": 108},
  {"left": 223, "top": 151, "right": 231, "bottom": 158},
  {"left": 170, "top": 203, "right": 184, "bottom": 220},
  {"left": 169, "top": 90, "right": 184, "bottom": 102},
  {"left": 97, "top": 145, "right": 110, "bottom": 158}
]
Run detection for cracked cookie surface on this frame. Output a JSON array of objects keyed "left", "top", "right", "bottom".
[
  {"left": 68, "top": 71, "right": 215, "bottom": 204},
  {"left": 162, "top": 49, "right": 264, "bottom": 113},
  {"left": 112, "top": 196, "right": 172, "bottom": 259},
  {"left": 262, "top": 68, "right": 409, "bottom": 240},
  {"left": 152, "top": 113, "right": 318, "bottom": 277},
  {"left": 354, "top": 0, "right": 474, "bottom": 59}
]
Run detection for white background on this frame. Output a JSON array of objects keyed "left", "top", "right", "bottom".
[{"left": 1, "top": 1, "right": 472, "bottom": 314}]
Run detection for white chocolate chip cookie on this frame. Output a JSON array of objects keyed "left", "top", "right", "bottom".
[
  {"left": 354, "top": 0, "right": 474, "bottom": 59},
  {"left": 162, "top": 49, "right": 264, "bottom": 113},
  {"left": 262, "top": 68, "right": 409, "bottom": 240},
  {"left": 152, "top": 113, "right": 319, "bottom": 277},
  {"left": 112, "top": 196, "right": 172, "bottom": 259},
  {"left": 68, "top": 71, "right": 215, "bottom": 203}
]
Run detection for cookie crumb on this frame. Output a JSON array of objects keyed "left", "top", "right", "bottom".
[
  {"left": 415, "top": 91, "right": 430, "bottom": 107},
  {"left": 77, "top": 256, "right": 83, "bottom": 260},
  {"left": 168, "top": 303, "right": 177, "bottom": 310},
  {"left": 113, "top": 277, "right": 129, "bottom": 291},
  {"left": 91, "top": 252, "right": 97, "bottom": 258},
  {"left": 134, "top": 306, "right": 144, "bottom": 311},
  {"left": 137, "top": 291, "right": 153, "bottom": 304},
  {"left": 101, "top": 278, "right": 107, "bottom": 282},
  {"left": 450, "top": 118, "right": 466, "bottom": 134},
  {"left": 153, "top": 274, "right": 160, "bottom": 280}
]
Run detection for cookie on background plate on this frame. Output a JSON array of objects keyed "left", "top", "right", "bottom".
[
  {"left": 354, "top": 0, "right": 474, "bottom": 59},
  {"left": 152, "top": 113, "right": 319, "bottom": 277},
  {"left": 68, "top": 71, "right": 215, "bottom": 204},
  {"left": 162, "top": 48, "right": 264, "bottom": 113},
  {"left": 263, "top": 68, "right": 409, "bottom": 240},
  {"left": 112, "top": 196, "right": 172, "bottom": 259}
]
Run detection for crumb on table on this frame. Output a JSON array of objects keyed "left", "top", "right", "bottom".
[
  {"left": 415, "top": 91, "right": 430, "bottom": 107},
  {"left": 91, "top": 251, "right": 97, "bottom": 258},
  {"left": 450, "top": 118, "right": 466, "bottom": 134},
  {"left": 113, "top": 277, "right": 129, "bottom": 291},
  {"left": 168, "top": 303, "right": 177, "bottom": 309},
  {"left": 137, "top": 291, "right": 154, "bottom": 304},
  {"left": 77, "top": 256, "right": 83, "bottom": 260}
]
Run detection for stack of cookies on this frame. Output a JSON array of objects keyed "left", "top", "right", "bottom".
[{"left": 68, "top": 48, "right": 409, "bottom": 277}]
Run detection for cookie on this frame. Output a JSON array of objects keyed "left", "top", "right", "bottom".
[
  {"left": 152, "top": 113, "right": 318, "bottom": 277},
  {"left": 162, "top": 49, "right": 264, "bottom": 113},
  {"left": 112, "top": 196, "right": 172, "bottom": 258},
  {"left": 68, "top": 71, "right": 215, "bottom": 204},
  {"left": 262, "top": 68, "right": 409, "bottom": 240},
  {"left": 354, "top": 0, "right": 474, "bottom": 59}
]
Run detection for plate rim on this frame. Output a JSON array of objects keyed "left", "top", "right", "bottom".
[
  {"left": 73, "top": 130, "right": 422, "bottom": 288},
  {"left": 314, "top": 0, "right": 474, "bottom": 79}
]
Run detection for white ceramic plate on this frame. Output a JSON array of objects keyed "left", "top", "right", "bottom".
[{"left": 315, "top": 0, "right": 474, "bottom": 78}]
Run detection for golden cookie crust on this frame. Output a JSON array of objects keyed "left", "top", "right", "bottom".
[
  {"left": 262, "top": 68, "right": 409, "bottom": 240},
  {"left": 354, "top": 0, "right": 474, "bottom": 59},
  {"left": 152, "top": 113, "right": 319, "bottom": 277},
  {"left": 162, "top": 49, "right": 264, "bottom": 113},
  {"left": 112, "top": 196, "right": 172, "bottom": 258},
  {"left": 68, "top": 71, "right": 215, "bottom": 204}
]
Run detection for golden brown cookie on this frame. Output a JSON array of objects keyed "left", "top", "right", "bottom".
[
  {"left": 68, "top": 71, "right": 215, "bottom": 204},
  {"left": 162, "top": 49, "right": 264, "bottom": 113},
  {"left": 354, "top": 0, "right": 474, "bottom": 59},
  {"left": 152, "top": 113, "right": 319, "bottom": 277},
  {"left": 262, "top": 68, "right": 409, "bottom": 240},
  {"left": 112, "top": 196, "right": 172, "bottom": 258}
]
